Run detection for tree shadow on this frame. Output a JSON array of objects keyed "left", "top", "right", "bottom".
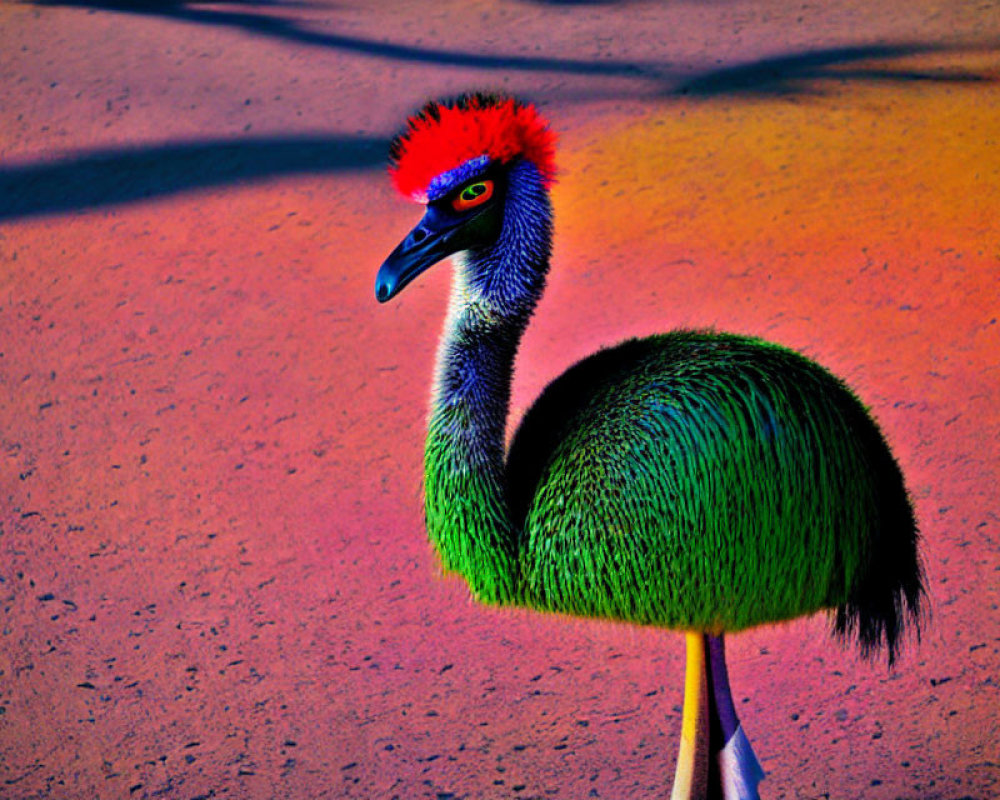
[
  {"left": 674, "top": 43, "right": 995, "bottom": 96},
  {"left": 28, "top": 0, "right": 666, "bottom": 79},
  {"left": 0, "top": 135, "right": 389, "bottom": 222}
]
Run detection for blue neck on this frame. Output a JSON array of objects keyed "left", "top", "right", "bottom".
[{"left": 433, "top": 160, "right": 552, "bottom": 458}]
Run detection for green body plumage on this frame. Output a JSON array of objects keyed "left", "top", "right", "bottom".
[{"left": 425, "top": 328, "right": 920, "bottom": 659}]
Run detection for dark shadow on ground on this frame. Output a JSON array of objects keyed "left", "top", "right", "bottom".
[
  {"left": 0, "top": 135, "right": 390, "bottom": 222},
  {"left": 675, "top": 43, "right": 995, "bottom": 96}
]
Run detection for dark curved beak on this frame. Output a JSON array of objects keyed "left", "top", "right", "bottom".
[{"left": 375, "top": 205, "right": 469, "bottom": 303}]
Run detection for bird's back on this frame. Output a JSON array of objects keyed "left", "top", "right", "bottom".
[{"left": 506, "top": 331, "right": 922, "bottom": 661}]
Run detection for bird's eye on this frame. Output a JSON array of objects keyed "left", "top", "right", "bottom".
[{"left": 452, "top": 180, "right": 494, "bottom": 212}]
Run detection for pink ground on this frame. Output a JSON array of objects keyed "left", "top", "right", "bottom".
[{"left": 1, "top": 1, "right": 998, "bottom": 798}]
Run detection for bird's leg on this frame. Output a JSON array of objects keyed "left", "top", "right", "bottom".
[
  {"left": 670, "top": 634, "right": 765, "bottom": 800},
  {"left": 705, "top": 634, "right": 765, "bottom": 800},
  {"left": 670, "top": 632, "right": 710, "bottom": 800}
]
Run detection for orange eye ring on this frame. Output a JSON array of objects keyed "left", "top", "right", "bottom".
[{"left": 452, "top": 180, "right": 494, "bottom": 212}]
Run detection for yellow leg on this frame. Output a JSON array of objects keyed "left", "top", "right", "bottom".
[{"left": 671, "top": 632, "right": 710, "bottom": 800}]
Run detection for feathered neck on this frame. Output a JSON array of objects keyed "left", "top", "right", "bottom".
[{"left": 423, "top": 160, "right": 552, "bottom": 603}]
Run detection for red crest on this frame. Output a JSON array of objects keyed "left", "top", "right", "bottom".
[{"left": 389, "top": 93, "right": 557, "bottom": 202}]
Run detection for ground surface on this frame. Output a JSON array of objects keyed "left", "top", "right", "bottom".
[{"left": 1, "top": 1, "right": 998, "bottom": 798}]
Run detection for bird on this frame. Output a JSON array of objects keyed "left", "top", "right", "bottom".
[{"left": 374, "top": 92, "right": 923, "bottom": 799}]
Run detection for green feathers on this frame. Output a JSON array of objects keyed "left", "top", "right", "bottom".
[
  {"left": 510, "top": 333, "right": 865, "bottom": 627},
  {"left": 425, "top": 330, "right": 921, "bottom": 662},
  {"left": 424, "top": 422, "right": 519, "bottom": 604}
]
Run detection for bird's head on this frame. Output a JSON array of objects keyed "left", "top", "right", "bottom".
[{"left": 375, "top": 93, "right": 557, "bottom": 307}]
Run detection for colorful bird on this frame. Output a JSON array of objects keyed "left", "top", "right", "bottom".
[{"left": 375, "top": 93, "right": 923, "bottom": 799}]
